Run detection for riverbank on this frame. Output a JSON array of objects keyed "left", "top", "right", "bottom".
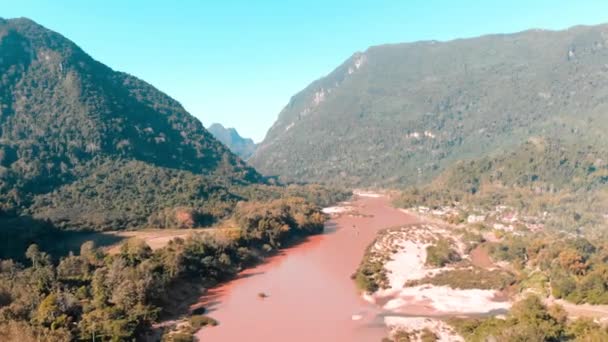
[
  {"left": 196, "top": 192, "right": 418, "bottom": 341},
  {"left": 356, "top": 213, "right": 515, "bottom": 340}
]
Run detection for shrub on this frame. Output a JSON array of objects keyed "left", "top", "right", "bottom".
[
  {"left": 167, "top": 332, "right": 194, "bottom": 342},
  {"left": 189, "top": 315, "right": 218, "bottom": 330},
  {"left": 407, "top": 267, "right": 515, "bottom": 290},
  {"left": 425, "top": 238, "right": 460, "bottom": 267}
]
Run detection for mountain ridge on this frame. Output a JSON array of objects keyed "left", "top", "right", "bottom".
[
  {"left": 251, "top": 22, "right": 608, "bottom": 186},
  {"left": 0, "top": 17, "right": 262, "bottom": 229},
  {"left": 207, "top": 122, "right": 256, "bottom": 159}
]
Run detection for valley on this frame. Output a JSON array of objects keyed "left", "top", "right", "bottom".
[
  {"left": 187, "top": 188, "right": 608, "bottom": 341},
  {"left": 1, "top": 10, "right": 608, "bottom": 342}
]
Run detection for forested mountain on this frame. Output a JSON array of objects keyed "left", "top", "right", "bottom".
[
  {"left": 395, "top": 137, "right": 608, "bottom": 234},
  {"left": 207, "top": 123, "right": 256, "bottom": 159},
  {"left": 250, "top": 24, "right": 608, "bottom": 186},
  {"left": 0, "top": 19, "right": 354, "bottom": 341},
  {"left": 434, "top": 138, "right": 608, "bottom": 194},
  {"left": 0, "top": 18, "right": 262, "bottom": 230}
]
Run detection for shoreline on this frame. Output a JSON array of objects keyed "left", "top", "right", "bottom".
[
  {"left": 357, "top": 212, "right": 513, "bottom": 340},
  {"left": 195, "top": 193, "right": 419, "bottom": 341}
]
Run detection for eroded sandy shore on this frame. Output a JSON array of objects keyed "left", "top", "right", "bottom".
[{"left": 362, "top": 216, "right": 513, "bottom": 340}]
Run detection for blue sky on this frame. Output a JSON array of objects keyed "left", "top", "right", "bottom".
[{"left": 3, "top": 1, "right": 608, "bottom": 141}]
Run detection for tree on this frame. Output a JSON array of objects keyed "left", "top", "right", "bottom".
[
  {"left": 25, "top": 244, "right": 50, "bottom": 268},
  {"left": 57, "top": 252, "right": 88, "bottom": 280},
  {"left": 551, "top": 271, "right": 577, "bottom": 299},
  {"left": 80, "top": 241, "right": 104, "bottom": 266},
  {"left": 119, "top": 239, "right": 152, "bottom": 266},
  {"left": 567, "top": 318, "right": 608, "bottom": 341},
  {"left": 507, "top": 295, "right": 564, "bottom": 341},
  {"left": 559, "top": 249, "right": 587, "bottom": 275}
]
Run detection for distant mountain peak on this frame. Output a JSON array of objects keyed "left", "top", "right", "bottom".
[
  {"left": 0, "top": 17, "right": 262, "bottom": 229},
  {"left": 208, "top": 123, "right": 256, "bottom": 160}
]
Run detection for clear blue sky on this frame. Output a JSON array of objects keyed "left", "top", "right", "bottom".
[{"left": 3, "top": 1, "right": 608, "bottom": 141}]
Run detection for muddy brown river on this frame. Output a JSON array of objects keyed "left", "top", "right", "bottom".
[{"left": 197, "top": 194, "right": 418, "bottom": 341}]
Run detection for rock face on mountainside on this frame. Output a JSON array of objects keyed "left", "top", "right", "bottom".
[
  {"left": 208, "top": 123, "right": 256, "bottom": 160},
  {"left": 0, "top": 18, "right": 262, "bottom": 230},
  {"left": 250, "top": 24, "right": 608, "bottom": 186}
]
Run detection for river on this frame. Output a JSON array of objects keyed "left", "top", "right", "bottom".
[{"left": 197, "top": 193, "right": 418, "bottom": 341}]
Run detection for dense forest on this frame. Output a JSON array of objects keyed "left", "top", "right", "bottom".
[
  {"left": 0, "top": 18, "right": 354, "bottom": 235},
  {"left": 449, "top": 295, "right": 608, "bottom": 341},
  {"left": 0, "top": 17, "right": 262, "bottom": 232},
  {"left": 0, "top": 17, "right": 354, "bottom": 341},
  {"left": 251, "top": 23, "right": 608, "bottom": 187},
  {"left": 4, "top": 14, "right": 608, "bottom": 342},
  {"left": 395, "top": 138, "right": 608, "bottom": 234},
  {"left": 0, "top": 197, "right": 329, "bottom": 341},
  {"left": 388, "top": 138, "right": 608, "bottom": 341}
]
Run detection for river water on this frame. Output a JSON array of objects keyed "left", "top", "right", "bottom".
[{"left": 197, "top": 194, "right": 418, "bottom": 341}]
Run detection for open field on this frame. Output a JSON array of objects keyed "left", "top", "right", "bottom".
[
  {"left": 103, "top": 228, "right": 239, "bottom": 254},
  {"left": 55, "top": 226, "right": 240, "bottom": 256}
]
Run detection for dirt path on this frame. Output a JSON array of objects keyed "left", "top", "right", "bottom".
[
  {"left": 547, "top": 298, "right": 608, "bottom": 321},
  {"left": 470, "top": 245, "right": 494, "bottom": 268}
]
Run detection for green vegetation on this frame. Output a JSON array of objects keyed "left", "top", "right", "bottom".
[
  {"left": 434, "top": 138, "right": 608, "bottom": 194},
  {"left": 392, "top": 138, "right": 608, "bottom": 306},
  {"left": 383, "top": 327, "right": 438, "bottom": 342},
  {"left": 425, "top": 238, "right": 461, "bottom": 267},
  {"left": 407, "top": 268, "right": 515, "bottom": 290},
  {"left": 450, "top": 295, "right": 608, "bottom": 341},
  {"left": 420, "top": 328, "right": 439, "bottom": 342},
  {"left": 0, "top": 197, "right": 327, "bottom": 340},
  {"left": 353, "top": 258, "right": 387, "bottom": 293},
  {"left": 233, "top": 183, "right": 352, "bottom": 209},
  {"left": 158, "top": 314, "right": 218, "bottom": 341},
  {"left": 22, "top": 159, "right": 349, "bottom": 232},
  {"left": 0, "top": 18, "right": 273, "bottom": 233},
  {"left": 251, "top": 24, "right": 608, "bottom": 187},
  {"left": 486, "top": 233, "right": 608, "bottom": 305},
  {"left": 352, "top": 232, "right": 391, "bottom": 293},
  {"left": 386, "top": 329, "right": 415, "bottom": 342},
  {"left": 0, "top": 18, "right": 353, "bottom": 341},
  {"left": 388, "top": 136, "right": 608, "bottom": 340},
  {"left": 0, "top": 181, "right": 349, "bottom": 261},
  {"left": 394, "top": 139, "right": 608, "bottom": 234},
  {"left": 189, "top": 315, "right": 218, "bottom": 329}
]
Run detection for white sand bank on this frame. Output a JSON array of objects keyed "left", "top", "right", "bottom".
[
  {"left": 364, "top": 222, "right": 511, "bottom": 339},
  {"left": 384, "top": 317, "right": 464, "bottom": 342},
  {"left": 322, "top": 205, "right": 354, "bottom": 214},
  {"left": 354, "top": 190, "right": 383, "bottom": 198}
]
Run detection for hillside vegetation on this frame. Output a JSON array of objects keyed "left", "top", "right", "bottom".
[
  {"left": 388, "top": 138, "right": 608, "bottom": 341},
  {"left": 0, "top": 17, "right": 264, "bottom": 231},
  {"left": 0, "top": 197, "right": 327, "bottom": 341},
  {"left": 395, "top": 138, "right": 608, "bottom": 234},
  {"left": 251, "top": 24, "right": 608, "bottom": 186},
  {"left": 0, "top": 18, "right": 353, "bottom": 342}
]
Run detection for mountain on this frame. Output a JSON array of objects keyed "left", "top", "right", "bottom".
[
  {"left": 395, "top": 137, "right": 608, "bottom": 233},
  {"left": 207, "top": 123, "right": 257, "bottom": 159},
  {"left": 0, "top": 17, "right": 263, "bottom": 230},
  {"left": 250, "top": 24, "right": 608, "bottom": 187},
  {"left": 433, "top": 137, "right": 608, "bottom": 194}
]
